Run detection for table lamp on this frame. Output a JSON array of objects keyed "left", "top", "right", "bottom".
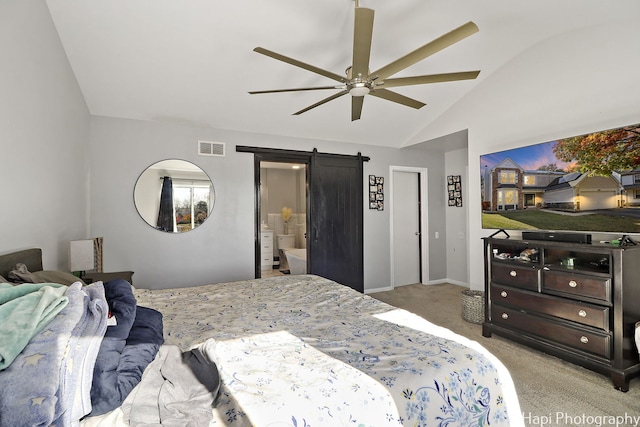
[{"left": 69, "top": 239, "right": 95, "bottom": 278}]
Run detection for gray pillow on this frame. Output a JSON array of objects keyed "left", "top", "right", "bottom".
[
  {"left": 31, "top": 270, "right": 86, "bottom": 285},
  {"left": 8, "top": 263, "right": 85, "bottom": 285},
  {"left": 7, "top": 263, "right": 35, "bottom": 282}
]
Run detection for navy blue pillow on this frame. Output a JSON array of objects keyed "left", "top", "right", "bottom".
[
  {"left": 103, "top": 279, "right": 137, "bottom": 339},
  {"left": 126, "top": 306, "right": 164, "bottom": 346}
]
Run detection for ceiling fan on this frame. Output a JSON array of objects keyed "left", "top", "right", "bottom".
[{"left": 249, "top": 1, "right": 480, "bottom": 121}]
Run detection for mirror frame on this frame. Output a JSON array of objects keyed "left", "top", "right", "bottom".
[{"left": 133, "top": 159, "right": 215, "bottom": 233}]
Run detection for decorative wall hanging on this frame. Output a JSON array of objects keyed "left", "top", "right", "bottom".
[
  {"left": 448, "top": 175, "right": 462, "bottom": 207},
  {"left": 369, "top": 175, "right": 384, "bottom": 210}
]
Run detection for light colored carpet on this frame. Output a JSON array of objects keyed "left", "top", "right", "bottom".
[{"left": 371, "top": 283, "right": 640, "bottom": 427}]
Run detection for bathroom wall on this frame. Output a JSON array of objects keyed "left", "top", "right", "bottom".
[{"left": 260, "top": 166, "right": 307, "bottom": 250}]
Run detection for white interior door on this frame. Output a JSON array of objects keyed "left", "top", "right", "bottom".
[{"left": 392, "top": 170, "right": 422, "bottom": 286}]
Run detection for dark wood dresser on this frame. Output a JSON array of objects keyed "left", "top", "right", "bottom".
[{"left": 482, "top": 236, "right": 640, "bottom": 391}]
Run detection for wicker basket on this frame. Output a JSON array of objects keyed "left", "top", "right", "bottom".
[{"left": 461, "top": 290, "right": 485, "bottom": 324}]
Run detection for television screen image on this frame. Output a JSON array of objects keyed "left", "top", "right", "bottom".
[{"left": 480, "top": 123, "right": 640, "bottom": 234}]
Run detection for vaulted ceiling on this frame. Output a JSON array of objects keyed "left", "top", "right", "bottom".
[{"left": 45, "top": 0, "right": 636, "bottom": 148}]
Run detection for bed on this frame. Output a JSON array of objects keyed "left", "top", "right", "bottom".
[{"left": 0, "top": 248, "right": 524, "bottom": 426}]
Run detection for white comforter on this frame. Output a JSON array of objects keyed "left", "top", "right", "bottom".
[{"left": 90, "top": 274, "right": 524, "bottom": 426}]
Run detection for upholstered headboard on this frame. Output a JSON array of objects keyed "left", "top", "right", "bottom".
[{"left": 0, "top": 248, "right": 43, "bottom": 279}]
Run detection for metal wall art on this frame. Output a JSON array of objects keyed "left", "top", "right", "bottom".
[{"left": 369, "top": 175, "right": 384, "bottom": 210}]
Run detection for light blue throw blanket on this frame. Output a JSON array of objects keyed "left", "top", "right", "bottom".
[
  {"left": 0, "top": 282, "right": 108, "bottom": 426},
  {"left": 62, "top": 284, "right": 110, "bottom": 424},
  {"left": 0, "top": 282, "right": 69, "bottom": 370}
]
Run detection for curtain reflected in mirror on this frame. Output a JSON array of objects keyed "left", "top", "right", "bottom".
[{"left": 134, "top": 159, "right": 214, "bottom": 233}]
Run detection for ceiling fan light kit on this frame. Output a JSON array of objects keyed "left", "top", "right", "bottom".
[
  {"left": 349, "top": 82, "right": 371, "bottom": 97},
  {"left": 249, "top": 3, "right": 480, "bottom": 121}
]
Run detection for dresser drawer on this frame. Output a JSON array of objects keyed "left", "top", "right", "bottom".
[
  {"left": 491, "top": 263, "right": 540, "bottom": 291},
  {"left": 492, "top": 305, "right": 611, "bottom": 358},
  {"left": 543, "top": 270, "right": 611, "bottom": 303},
  {"left": 491, "top": 285, "right": 610, "bottom": 330}
]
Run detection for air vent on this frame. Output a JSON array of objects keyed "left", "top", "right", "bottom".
[{"left": 198, "top": 140, "right": 225, "bottom": 157}]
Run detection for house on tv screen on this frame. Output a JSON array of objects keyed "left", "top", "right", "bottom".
[{"left": 481, "top": 158, "right": 640, "bottom": 212}]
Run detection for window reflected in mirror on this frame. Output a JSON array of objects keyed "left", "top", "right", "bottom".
[{"left": 134, "top": 159, "right": 214, "bottom": 233}]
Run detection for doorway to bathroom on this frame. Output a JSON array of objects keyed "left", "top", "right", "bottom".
[
  {"left": 237, "top": 145, "right": 367, "bottom": 293},
  {"left": 259, "top": 161, "right": 307, "bottom": 277}
]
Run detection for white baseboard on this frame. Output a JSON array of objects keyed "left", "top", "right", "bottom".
[
  {"left": 428, "top": 278, "right": 468, "bottom": 288},
  {"left": 364, "top": 285, "right": 393, "bottom": 294},
  {"left": 365, "top": 279, "right": 470, "bottom": 294}
]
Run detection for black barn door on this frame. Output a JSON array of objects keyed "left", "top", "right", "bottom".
[{"left": 309, "top": 150, "right": 364, "bottom": 292}]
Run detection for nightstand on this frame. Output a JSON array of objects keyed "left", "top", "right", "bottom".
[{"left": 83, "top": 271, "right": 134, "bottom": 286}]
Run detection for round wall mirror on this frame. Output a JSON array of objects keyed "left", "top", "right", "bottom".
[{"left": 134, "top": 159, "right": 215, "bottom": 233}]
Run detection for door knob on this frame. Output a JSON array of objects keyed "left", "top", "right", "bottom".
[{"left": 415, "top": 232, "right": 421, "bottom": 236}]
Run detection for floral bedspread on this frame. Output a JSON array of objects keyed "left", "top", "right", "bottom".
[{"left": 133, "top": 275, "right": 523, "bottom": 427}]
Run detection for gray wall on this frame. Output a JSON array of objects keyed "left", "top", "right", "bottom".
[
  {"left": 445, "top": 148, "right": 468, "bottom": 286},
  {"left": 0, "top": 0, "right": 90, "bottom": 269},
  {"left": 89, "top": 116, "right": 448, "bottom": 291},
  {"left": 260, "top": 167, "right": 305, "bottom": 223}
]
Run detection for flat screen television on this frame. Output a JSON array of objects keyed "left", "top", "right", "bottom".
[{"left": 480, "top": 122, "right": 640, "bottom": 235}]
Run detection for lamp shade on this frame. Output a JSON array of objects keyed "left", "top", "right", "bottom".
[{"left": 69, "top": 239, "right": 95, "bottom": 272}]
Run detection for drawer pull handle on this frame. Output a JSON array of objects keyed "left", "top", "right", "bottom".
[
  {"left": 578, "top": 310, "right": 587, "bottom": 317},
  {"left": 580, "top": 336, "right": 589, "bottom": 344},
  {"left": 509, "top": 270, "right": 517, "bottom": 277},
  {"left": 500, "top": 291, "right": 508, "bottom": 298},
  {"left": 501, "top": 313, "right": 509, "bottom": 320},
  {"left": 568, "top": 280, "right": 578, "bottom": 288}
]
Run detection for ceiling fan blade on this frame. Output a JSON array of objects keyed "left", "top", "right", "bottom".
[
  {"left": 249, "top": 85, "right": 343, "bottom": 95},
  {"left": 369, "top": 88, "right": 425, "bottom": 109},
  {"left": 293, "top": 90, "right": 349, "bottom": 115},
  {"left": 379, "top": 70, "right": 480, "bottom": 88},
  {"left": 371, "top": 21, "right": 479, "bottom": 81},
  {"left": 351, "top": 95, "right": 365, "bottom": 121},
  {"left": 254, "top": 47, "right": 346, "bottom": 83},
  {"left": 352, "top": 7, "right": 375, "bottom": 79}
]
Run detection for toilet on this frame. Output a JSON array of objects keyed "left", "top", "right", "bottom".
[{"left": 276, "top": 234, "right": 295, "bottom": 250}]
